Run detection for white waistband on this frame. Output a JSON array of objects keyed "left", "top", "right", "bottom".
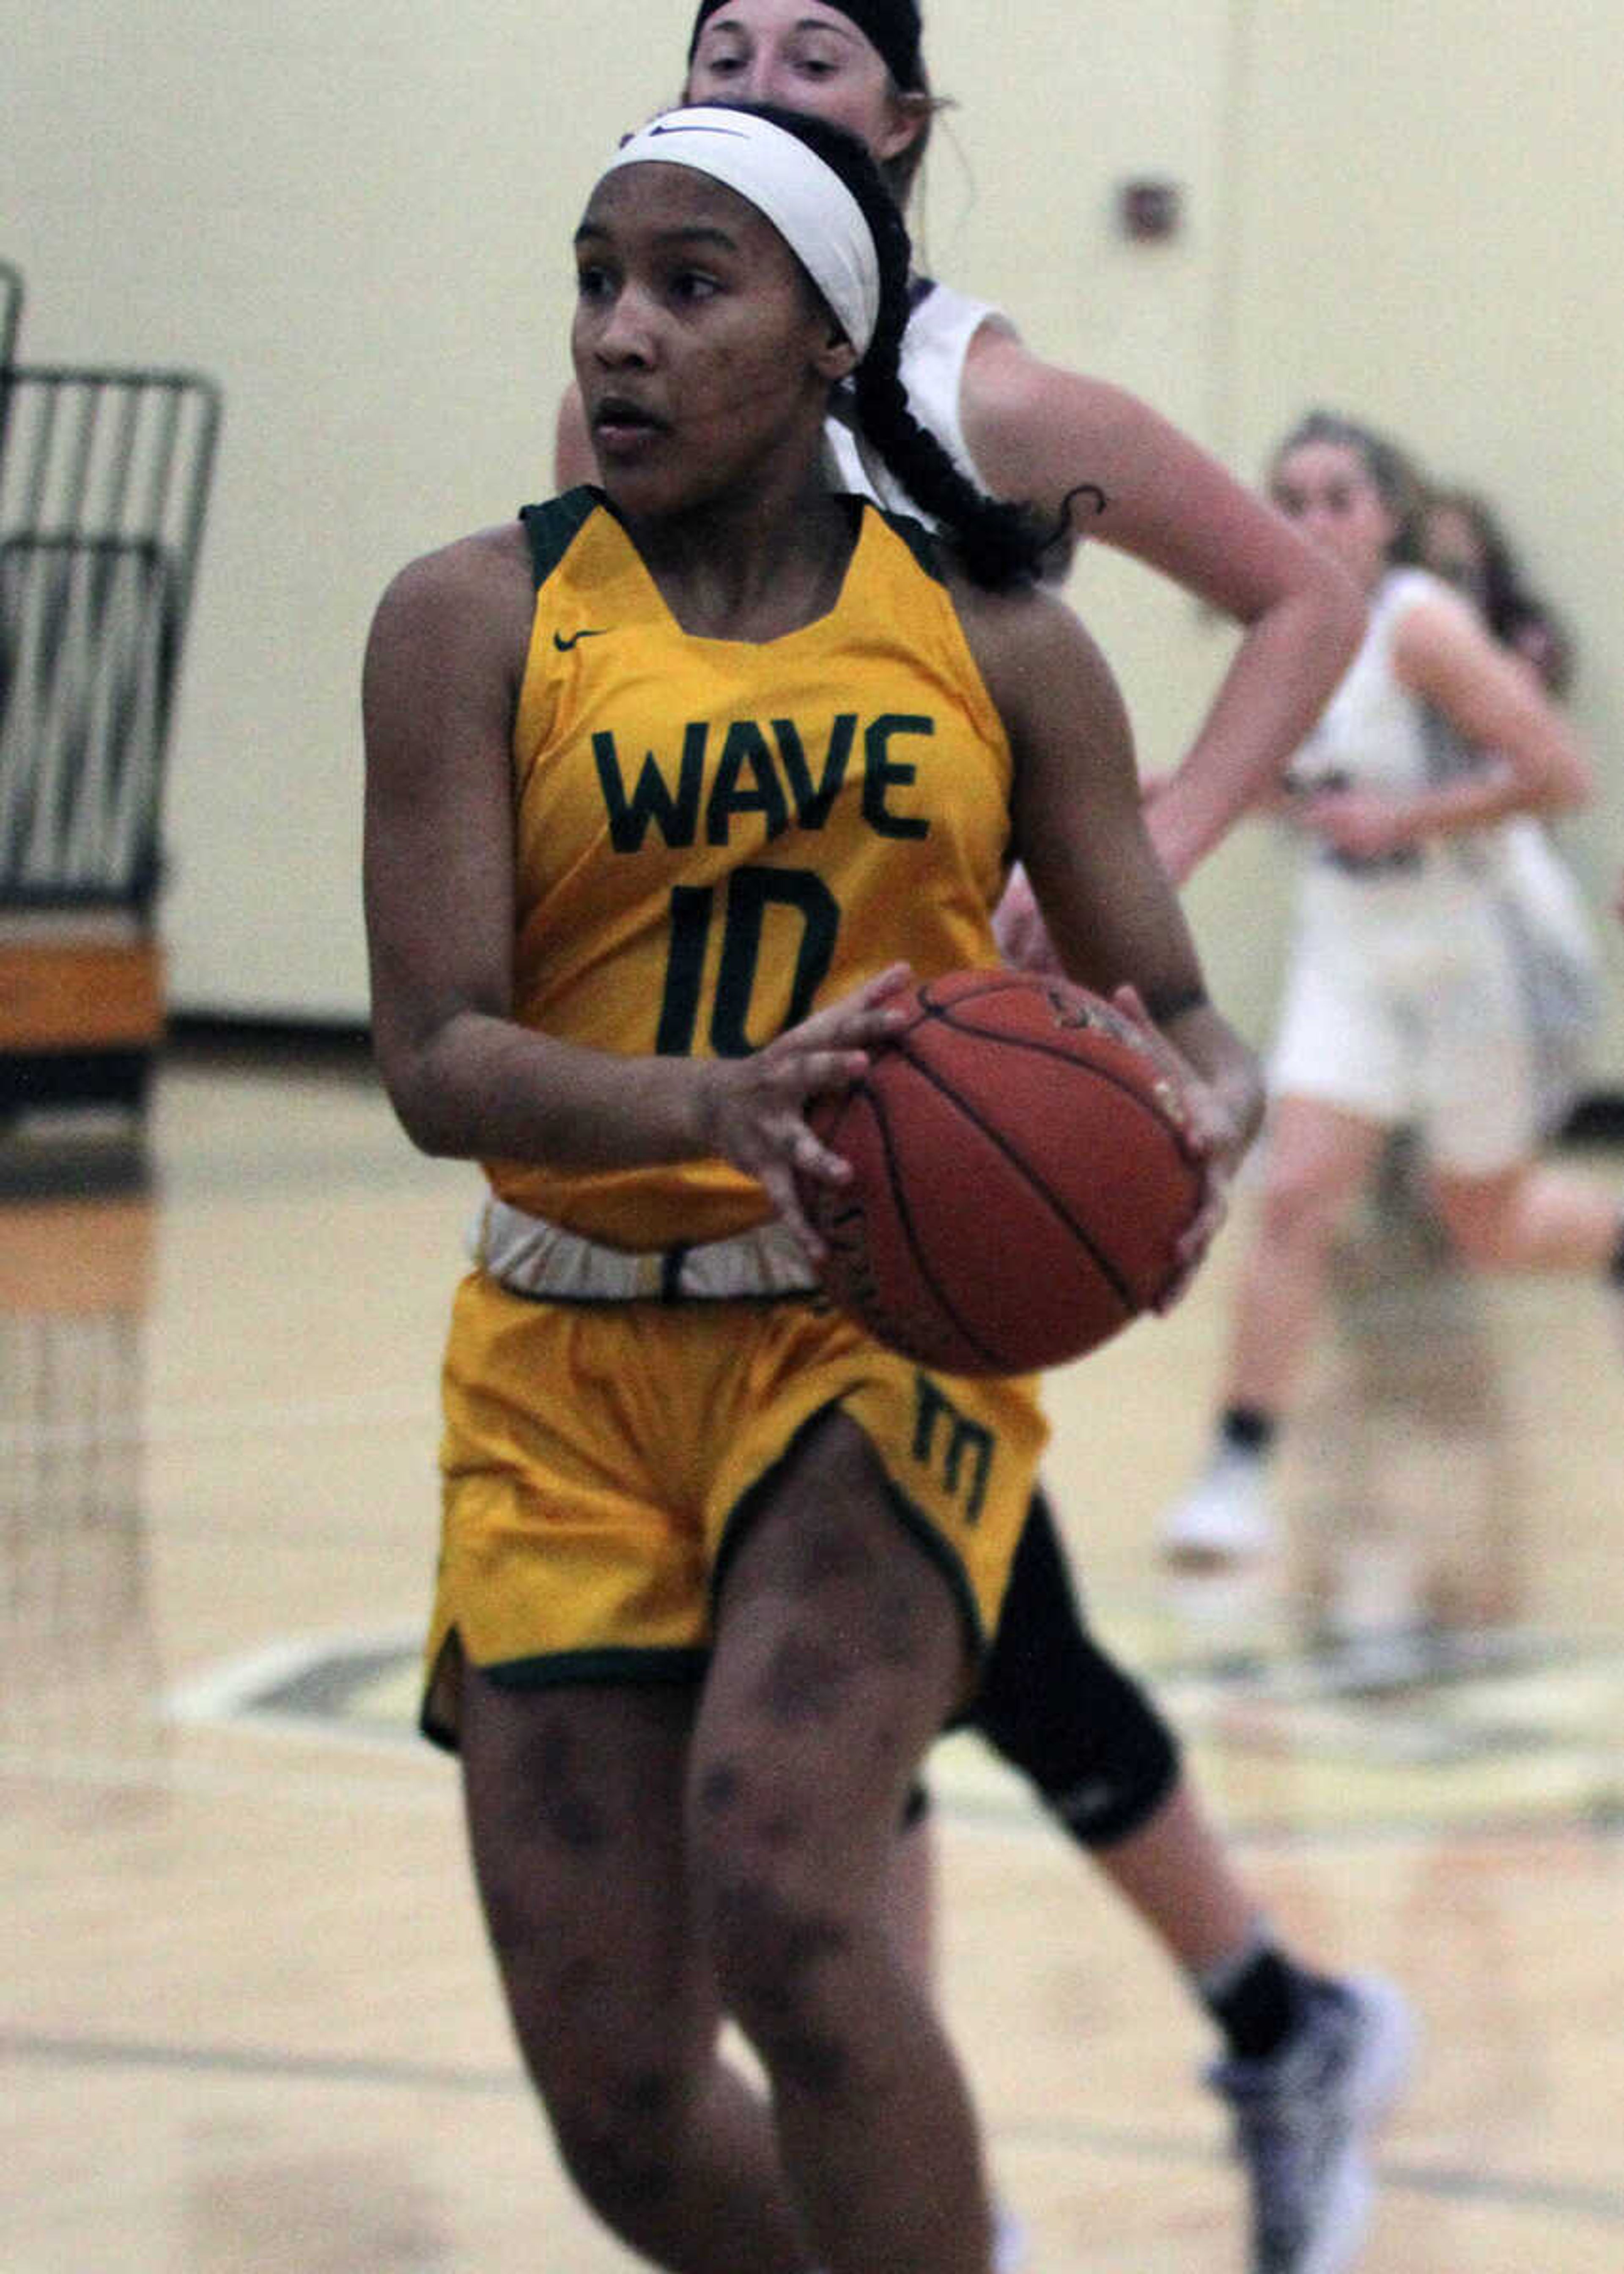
[{"left": 474, "top": 1195, "right": 819, "bottom": 1303}]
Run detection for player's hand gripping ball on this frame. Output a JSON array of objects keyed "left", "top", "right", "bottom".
[{"left": 799, "top": 969, "right": 1204, "bottom": 1374}]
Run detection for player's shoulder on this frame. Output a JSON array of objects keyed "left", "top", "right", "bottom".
[
  {"left": 368, "top": 518, "right": 535, "bottom": 678},
  {"left": 960, "top": 321, "right": 1141, "bottom": 444},
  {"left": 950, "top": 570, "right": 1123, "bottom": 732},
  {"left": 1384, "top": 565, "right": 1491, "bottom": 669},
  {"left": 949, "top": 566, "right": 1088, "bottom": 661},
  {"left": 1385, "top": 563, "right": 1471, "bottom": 620},
  {"left": 378, "top": 518, "right": 530, "bottom": 616}
]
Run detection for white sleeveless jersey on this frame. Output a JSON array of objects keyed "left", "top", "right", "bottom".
[
  {"left": 1289, "top": 567, "right": 1484, "bottom": 804},
  {"left": 1271, "top": 565, "right": 1555, "bottom": 1165},
  {"left": 821, "top": 278, "right": 1015, "bottom": 514},
  {"left": 1287, "top": 564, "right": 1513, "bottom": 908}
]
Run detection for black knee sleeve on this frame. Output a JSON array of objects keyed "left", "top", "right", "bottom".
[{"left": 971, "top": 1485, "right": 1180, "bottom": 1847}]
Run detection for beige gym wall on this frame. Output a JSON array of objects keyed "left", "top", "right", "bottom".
[{"left": 4, "top": 1, "right": 1619, "bottom": 1074}]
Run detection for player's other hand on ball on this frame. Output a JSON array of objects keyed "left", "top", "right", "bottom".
[
  {"left": 1108, "top": 982, "right": 1242, "bottom": 1309},
  {"left": 698, "top": 964, "right": 915, "bottom": 1264}
]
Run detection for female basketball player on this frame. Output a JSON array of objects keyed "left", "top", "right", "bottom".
[
  {"left": 1162, "top": 411, "right": 1622, "bottom": 1570},
  {"left": 365, "top": 104, "right": 1259, "bottom": 2274},
  {"left": 555, "top": 17, "right": 1413, "bottom": 2274}
]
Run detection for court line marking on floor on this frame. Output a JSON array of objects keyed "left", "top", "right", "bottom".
[
  {"left": 3, "top": 2027, "right": 1621, "bottom": 2230},
  {"left": 148, "top": 1623, "right": 1624, "bottom": 1845},
  {"left": 164, "top": 1624, "right": 426, "bottom": 1730},
  {"left": 5, "top": 1739, "right": 1620, "bottom": 1860}
]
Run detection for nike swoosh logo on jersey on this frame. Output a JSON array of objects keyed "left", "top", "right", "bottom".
[{"left": 553, "top": 628, "right": 611, "bottom": 651}]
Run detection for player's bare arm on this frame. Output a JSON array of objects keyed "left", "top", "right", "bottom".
[
  {"left": 363, "top": 524, "right": 530, "bottom": 1147},
  {"left": 364, "top": 527, "right": 713, "bottom": 1172},
  {"left": 1295, "top": 590, "right": 1596, "bottom": 864},
  {"left": 1391, "top": 591, "right": 1594, "bottom": 817},
  {"left": 959, "top": 578, "right": 1263, "bottom": 1220},
  {"left": 959, "top": 331, "right": 1366, "bottom": 880}
]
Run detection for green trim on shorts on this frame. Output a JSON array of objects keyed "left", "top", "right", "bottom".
[
  {"left": 879, "top": 1480, "right": 988, "bottom": 1661},
  {"left": 419, "top": 1631, "right": 708, "bottom": 1754},
  {"left": 487, "top": 1645, "right": 711, "bottom": 1690},
  {"left": 710, "top": 1400, "right": 988, "bottom": 1664}
]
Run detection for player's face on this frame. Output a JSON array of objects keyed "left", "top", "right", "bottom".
[
  {"left": 572, "top": 164, "right": 846, "bottom": 519},
  {"left": 684, "top": 0, "right": 920, "bottom": 170},
  {"left": 1269, "top": 440, "right": 1398, "bottom": 590}
]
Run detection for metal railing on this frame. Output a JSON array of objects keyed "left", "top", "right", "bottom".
[{"left": 0, "top": 356, "right": 221, "bottom": 911}]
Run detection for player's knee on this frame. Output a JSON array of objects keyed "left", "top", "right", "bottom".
[
  {"left": 1433, "top": 1186, "right": 1520, "bottom": 1267},
  {"left": 704, "top": 1862, "right": 861, "bottom": 2097},
  {"left": 974, "top": 1498, "right": 1180, "bottom": 1842},
  {"left": 477, "top": 1874, "right": 704, "bottom": 2197},
  {"left": 978, "top": 1634, "right": 1180, "bottom": 1844},
  {"left": 1064, "top": 1681, "right": 1181, "bottom": 1847},
  {"left": 484, "top": 1924, "right": 703, "bottom": 2237},
  {"left": 548, "top": 2065, "right": 699, "bottom": 2239},
  {"left": 1444, "top": 1215, "right": 1504, "bottom": 1269},
  {"left": 688, "top": 1766, "right": 859, "bottom": 2089}
]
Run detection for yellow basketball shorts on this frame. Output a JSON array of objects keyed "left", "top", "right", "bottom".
[{"left": 422, "top": 1271, "right": 1049, "bottom": 1749}]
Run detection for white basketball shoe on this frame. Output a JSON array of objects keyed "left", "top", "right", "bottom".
[{"left": 1159, "top": 1441, "right": 1276, "bottom": 1570}]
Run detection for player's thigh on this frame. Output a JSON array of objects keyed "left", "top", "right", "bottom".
[
  {"left": 1259, "top": 1092, "right": 1389, "bottom": 1225},
  {"left": 461, "top": 1672, "right": 718, "bottom": 2079},
  {"left": 694, "top": 1406, "right": 968, "bottom": 1895}
]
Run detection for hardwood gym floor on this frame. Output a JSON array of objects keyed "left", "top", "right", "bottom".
[{"left": 3, "top": 1040, "right": 1620, "bottom": 2271}]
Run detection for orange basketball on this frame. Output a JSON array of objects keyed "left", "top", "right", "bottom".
[{"left": 801, "top": 969, "right": 1204, "bottom": 1375}]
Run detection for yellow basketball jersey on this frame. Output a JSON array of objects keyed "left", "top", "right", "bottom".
[{"left": 490, "top": 488, "right": 1013, "bottom": 1248}]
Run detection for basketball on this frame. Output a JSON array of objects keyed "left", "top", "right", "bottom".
[{"left": 801, "top": 969, "right": 1204, "bottom": 1375}]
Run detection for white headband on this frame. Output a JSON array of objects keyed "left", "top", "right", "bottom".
[{"left": 599, "top": 107, "right": 881, "bottom": 357}]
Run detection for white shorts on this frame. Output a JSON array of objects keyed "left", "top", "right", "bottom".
[{"left": 1270, "top": 866, "right": 1538, "bottom": 1176}]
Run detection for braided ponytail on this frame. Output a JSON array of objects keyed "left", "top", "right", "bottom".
[
  {"left": 725, "top": 103, "right": 1053, "bottom": 590},
  {"left": 848, "top": 191, "right": 1051, "bottom": 589}
]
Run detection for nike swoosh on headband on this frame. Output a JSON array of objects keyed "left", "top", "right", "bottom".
[
  {"left": 648, "top": 120, "right": 751, "bottom": 138},
  {"left": 602, "top": 107, "right": 880, "bottom": 357}
]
